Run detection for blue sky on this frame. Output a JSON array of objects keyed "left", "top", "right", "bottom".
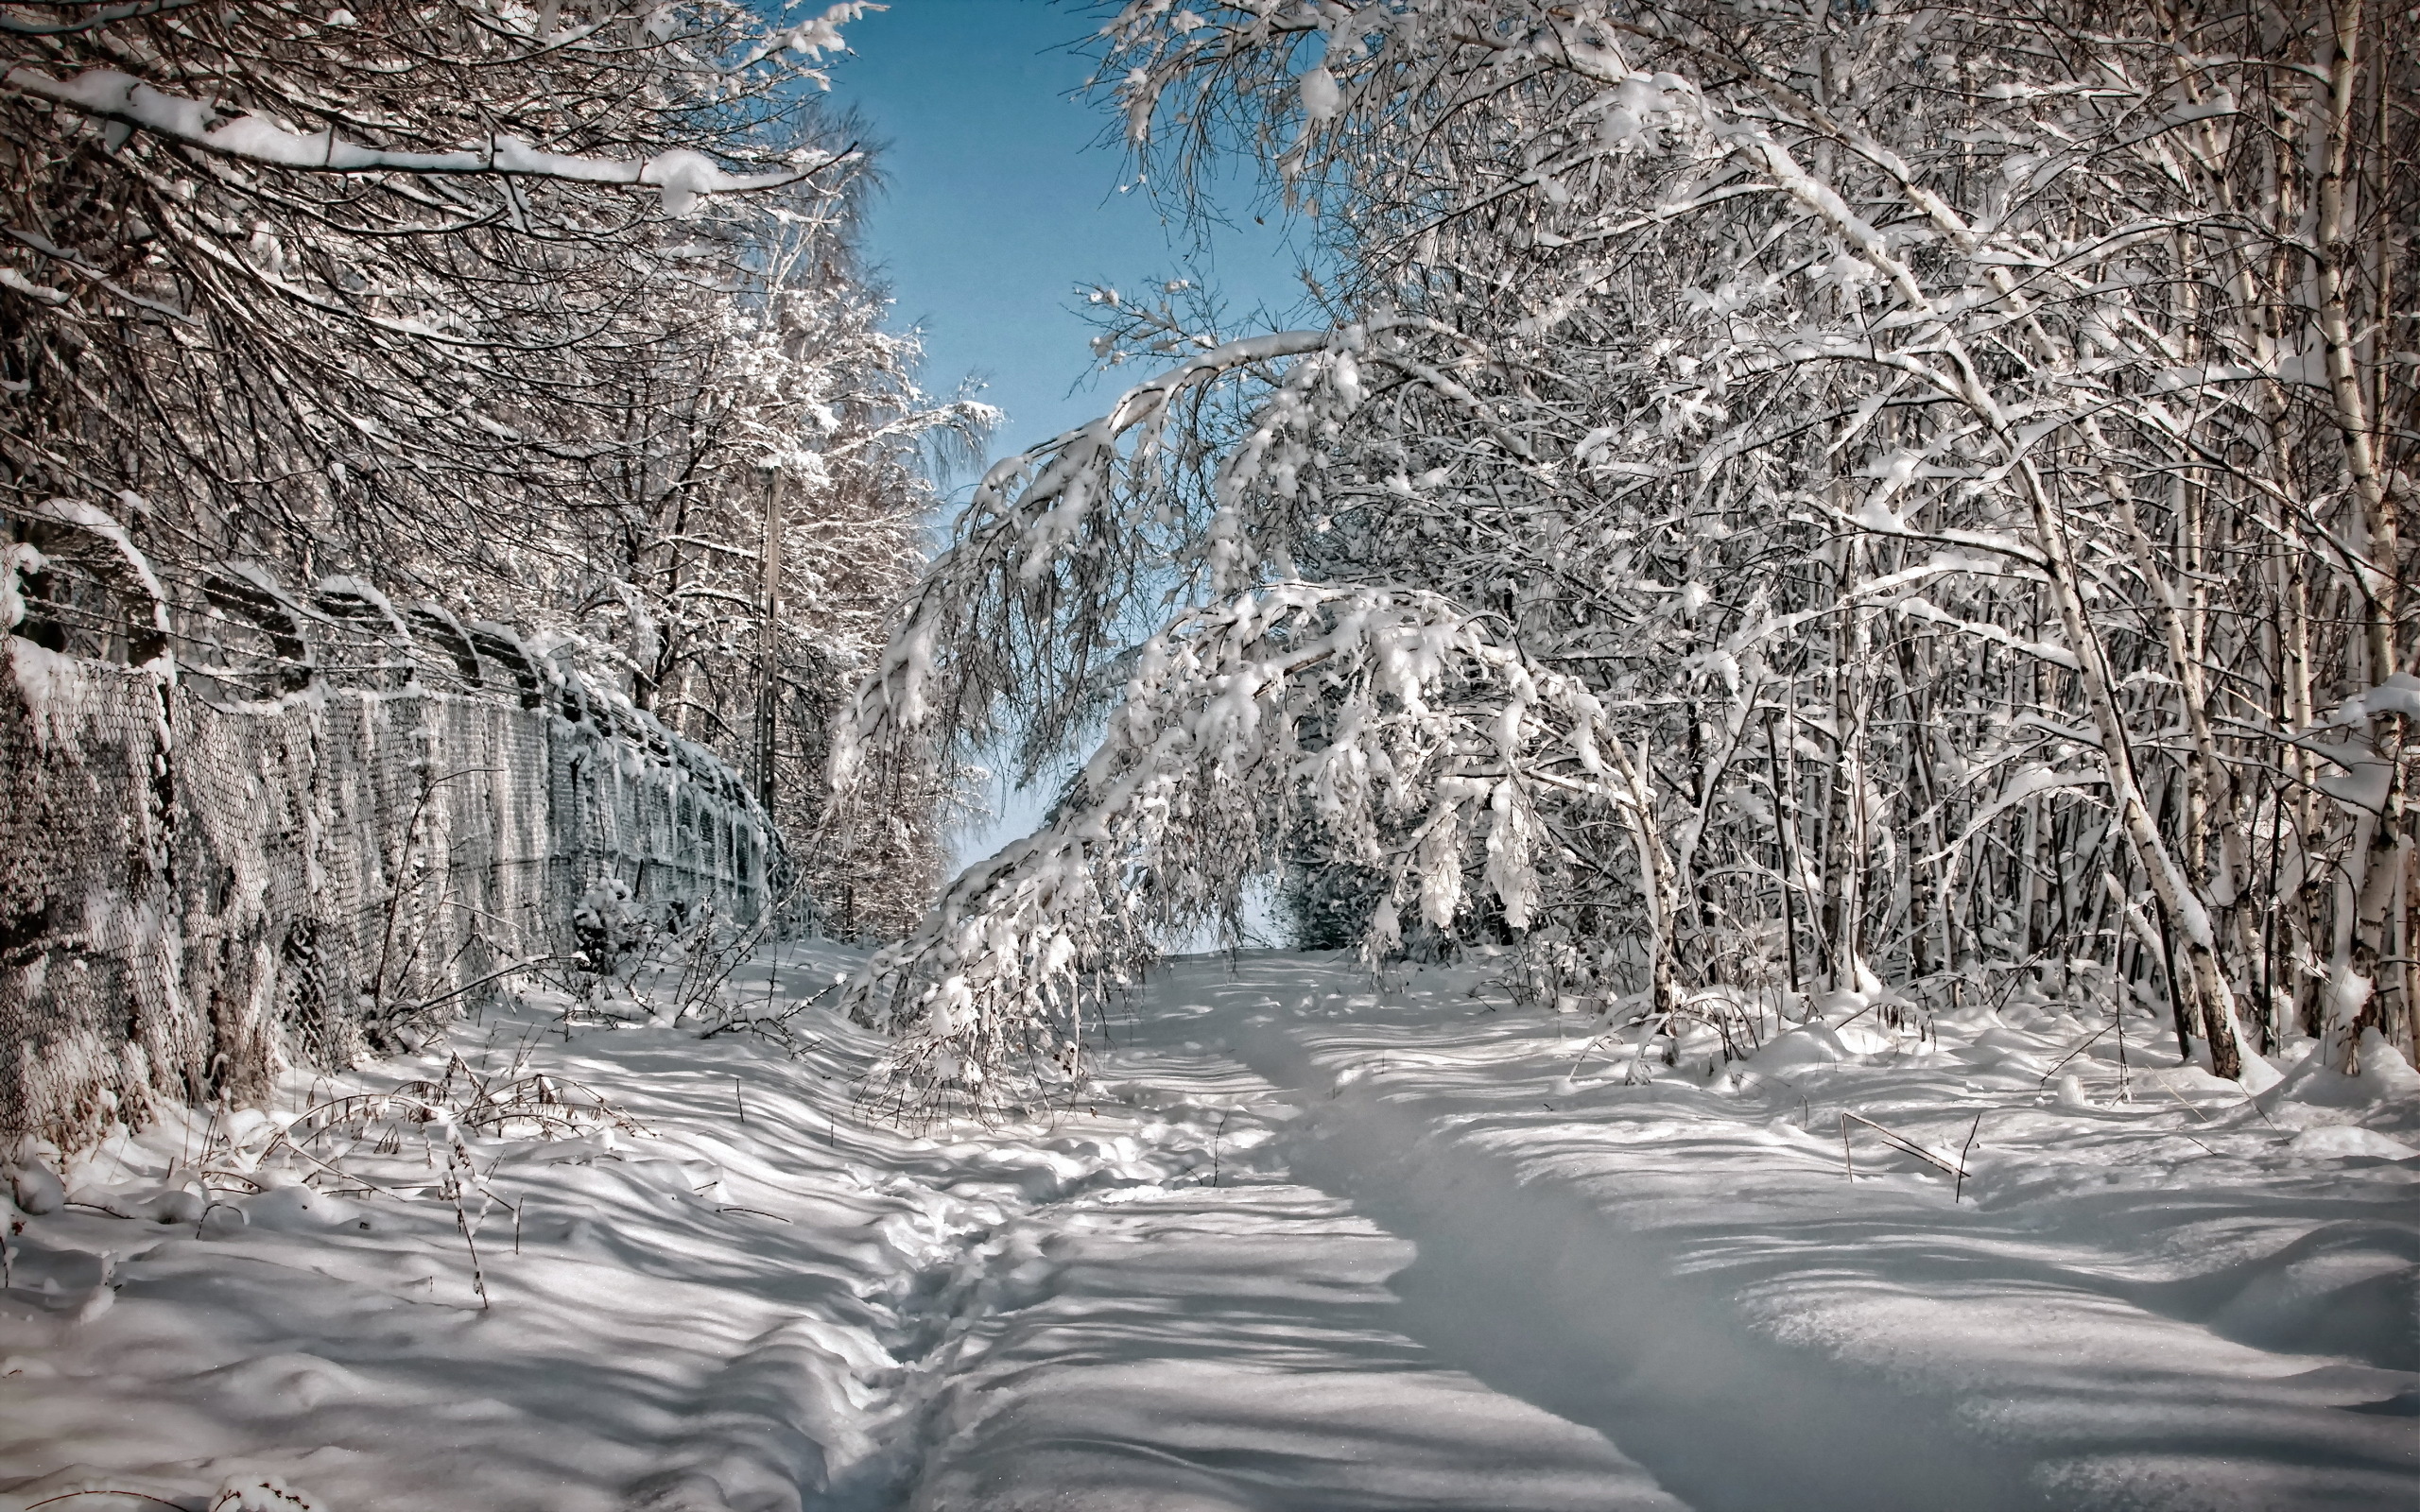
[{"left": 822, "top": 0, "right": 1306, "bottom": 481}]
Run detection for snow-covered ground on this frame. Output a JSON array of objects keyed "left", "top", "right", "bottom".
[{"left": 3, "top": 946, "right": 2414, "bottom": 1511}]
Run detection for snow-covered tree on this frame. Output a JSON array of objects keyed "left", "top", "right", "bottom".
[
  {"left": 4, "top": 0, "right": 856, "bottom": 582},
  {"left": 3, "top": 0, "right": 978, "bottom": 926},
  {"left": 560, "top": 212, "right": 989, "bottom": 938},
  {"left": 837, "top": 0, "right": 2411, "bottom": 1108}
]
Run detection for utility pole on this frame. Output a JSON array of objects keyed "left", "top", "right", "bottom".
[{"left": 754, "top": 462, "right": 786, "bottom": 816}]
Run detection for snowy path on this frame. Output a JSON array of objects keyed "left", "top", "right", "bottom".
[
  {"left": 895, "top": 1029, "right": 1680, "bottom": 1512},
  {"left": 2, "top": 945, "right": 2414, "bottom": 1510},
  {"left": 903, "top": 1181, "right": 1680, "bottom": 1512}
]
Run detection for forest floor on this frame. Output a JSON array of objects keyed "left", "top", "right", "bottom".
[{"left": 2, "top": 943, "right": 2415, "bottom": 1512}]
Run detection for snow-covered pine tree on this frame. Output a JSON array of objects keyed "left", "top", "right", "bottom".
[{"left": 835, "top": 0, "right": 2411, "bottom": 1108}]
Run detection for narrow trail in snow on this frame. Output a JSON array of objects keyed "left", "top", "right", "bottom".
[
  {"left": 889, "top": 1016, "right": 1681, "bottom": 1512},
  {"left": 1214, "top": 996, "right": 2032, "bottom": 1512}
]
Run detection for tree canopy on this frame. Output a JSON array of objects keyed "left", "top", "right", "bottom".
[{"left": 833, "top": 0, "right": 2412, "bottom": 1109}]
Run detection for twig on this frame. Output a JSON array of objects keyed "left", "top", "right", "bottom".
[
  {"left": 2159, "top": 1081, "right": 2213, "bottom": 1123},
  {"left": 2036, "top": 1022, "right": 2116, "bottom": 1087},
  {"left": 404, "top": 954, "right": 573, "bottom": 1020},
  {"left": 1828, "top": 1000, "right": 1877, "bottom": 1033},
  {"left": 1955, "top": 1112, "right": 1984, "bottom": 1203},
  {"left": 2114, "top": 995, "right": 2131, "bottom": 1101},
  {"left": 2238, "top": 1085, "right": 2281, "bottom": 1130},
  {"left": 2145, "top": 1082, "right": 2229, "bottom": 1157},
  {"left": 443, "top": 1139, "right": 490, "bottom": 1311},
  {"left": 252, "top": 1139, "right": 419, "bottom": 1205},
  {"left": 1840, "top": 1110, "right": 1968, "bottom": 1180}
]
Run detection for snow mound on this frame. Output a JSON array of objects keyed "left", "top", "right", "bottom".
[
  {"left": 6, "top": 1160, "right": 63, "bottom": 1214},
  {"left": 238, "top": 1182, "right": 360, "bottom": 1232},
  {"left": 1751, "top": 1022, "right": 1864, "bottom": 1069},
  {"left": 2287, "top": 1125, "right": 2418, "bottom": 1161},
  {"left": 2265, "top": 1028, "right": 2420, "bottom": 1113}
]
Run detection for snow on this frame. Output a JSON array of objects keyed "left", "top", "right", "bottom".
[
  {"left": 8, "top": 636, "right": 87, "bottom": 751},
  {"left": 20, "top": 497, "right": 166, "bottom": 609},
  {"left": 2338, "top": 674, "right": 2420, "bottom": 723},
  {"left": 5, "top": 1165, "right": 61, "bottom": 1217},
  {"left": 0, "top": 268, "right": 67, "bottom": 305},
  {"left": 2316, "top": 752, "right": 2396, "bottom": 816},
  {"left": 1298, "top": 67, "right": 1341, "bottom": 123},
  {"left": 3, "top": 948, "right": 2413, "bottom": 1509}
]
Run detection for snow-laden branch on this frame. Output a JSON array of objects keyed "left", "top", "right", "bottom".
[
  {"left": 0, "top": 0, "right": 208, "bottom": 36},
  {"left": 836, "top": 0, "right": 2418, "bottom": 1100},
  {"left": 843, "top": 581, "right": 1639, "bottom": 1109},
  {"left": 7, "top": 67, "right": 856, "bottom": 214},
  {"left": 832, "top": 324, "right": 1365, "bottom": 783}
]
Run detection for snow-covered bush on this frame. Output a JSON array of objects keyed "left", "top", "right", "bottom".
[{"left": 571, "top": 879, "right": 653, "bottom": 988}]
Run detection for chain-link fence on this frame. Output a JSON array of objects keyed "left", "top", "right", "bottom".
[{"left": 3, "top": 501, "right": 780, "bottom": 1150}]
